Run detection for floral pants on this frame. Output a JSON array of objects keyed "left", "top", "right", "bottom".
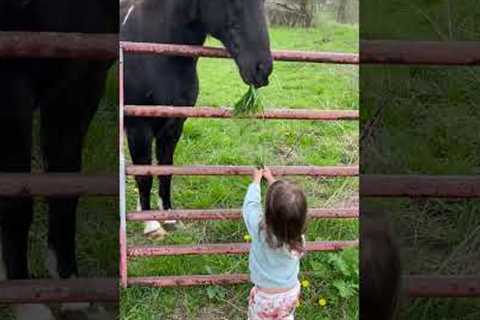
[{"left": 248, "top": 283, "right": 300, "bottom": 320}]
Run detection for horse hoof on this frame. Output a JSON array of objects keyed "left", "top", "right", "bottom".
[
  {"left": 163, "top": 220, "right": 185, "bottom": 231},
  {"left": 143, "top": 221, "right": 168, "bottom": 240},
  {"left": 13, "top": 304, "right": 55, "bottom": 320},
  {"left": 61, "top": 302, "right": 90, "bottom": 312},
  {"left": 59, "top": 303, "right": 113, "bottom": 320},
  {"left": 145, "top": 228, "right": 168, "bottom": 240}
]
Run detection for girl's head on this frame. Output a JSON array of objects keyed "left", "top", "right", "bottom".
[{"left": 264, "top": 180, "right": 307, "bottom": 253}]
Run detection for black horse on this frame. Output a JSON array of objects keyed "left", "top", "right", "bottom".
[
  {"left": 0, "top": 1, "right": 117, "bottom": 319},
  {"left": 120, "top": 0, "right": 273, "bottom": 238}
]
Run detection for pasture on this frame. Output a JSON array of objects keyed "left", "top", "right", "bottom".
[{"left": 121, "top": 20, "right": 359, "bottom": 320}]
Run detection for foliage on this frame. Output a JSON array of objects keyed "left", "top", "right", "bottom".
[{"left": 233, "top": 85, "right": 264, "bottom": 117}]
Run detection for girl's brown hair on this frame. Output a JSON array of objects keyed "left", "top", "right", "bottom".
[{"left": 263, "top": 180, "right": 307, "bottom": 253}]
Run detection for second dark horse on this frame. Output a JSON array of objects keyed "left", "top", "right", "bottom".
[{"left": 121, "top": 0, "right": 273, "bottom": 238}]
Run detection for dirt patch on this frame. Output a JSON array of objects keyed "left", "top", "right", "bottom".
[{"left": 196, "top": 306, "right": 231, "bottom": 320}]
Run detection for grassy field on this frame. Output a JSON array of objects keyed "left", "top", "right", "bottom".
[
  {"left": 121, "top": 20, "right": 359, "bottom": 320},
  {"left": 362, "top": 1, "right": 480, "bottom": 319}
]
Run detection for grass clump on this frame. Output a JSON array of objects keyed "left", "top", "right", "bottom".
[{"left": 233, "top": 85, "right": 263, "bottom": 117}]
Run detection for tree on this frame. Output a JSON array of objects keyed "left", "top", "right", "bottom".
[
  {"left": 336, "top": 0, "right": 358, "bottom": 24},
  {"left": 266, "top": 0, "right": 316, "bottom": 28}
]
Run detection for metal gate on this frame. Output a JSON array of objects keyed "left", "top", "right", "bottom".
[{"left": 118, "top": 41, "right": 360, "bottom": 289}]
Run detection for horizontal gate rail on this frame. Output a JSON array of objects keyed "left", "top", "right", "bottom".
[
  {"left": 127, "top": 208, "right": 359, "bottom": 221},
  {"left": 126, "top": 165, "right": 359, "bottom": 177},
  {"left": 361, "top": 40, "right": 480, "bottom": 65},
  {"left": 121, "top": 40, "right": 480, "bottom": 66},
  {"left": 362, "top": 175, "right": 480, "bottom": 198},
  {"left": 0, "top": 278, "right": 117, "bottom": 303},
  {"left": 120, "top": 41, "right": 358, "bottom": 64},
  {"left": 0, "top": 174, "right": 117, "bottom": 197},
  {"left": 0, "top": 32, "right": 117, "bottom": 59},
  {"left": 124, "top": 106, "right": 358, "bottom": 120},
  {"left": 128, "top": 274, "right": 249, "bottom": 287},
  {"left": 405, "top": 276, "right": 480, "bottom": 298},
  {"left": 127, "top": 240, "right": 358, "bottom": 257},
  {"left": 128, "top": 274, "right": 480, "bottom": 297}
]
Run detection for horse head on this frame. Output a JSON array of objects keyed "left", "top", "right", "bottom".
[{"left": 194, "top": 0, "right": 273, "bottom": 88}]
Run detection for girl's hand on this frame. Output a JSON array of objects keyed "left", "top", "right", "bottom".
[
  {"left": 253, "top": 168, "right": 263, "bottom": 184},
  {"left": 263, "top": 167, "right": 276, "bottom": 185}
]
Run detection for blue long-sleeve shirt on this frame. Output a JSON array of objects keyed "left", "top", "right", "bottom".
[{"left": 242, "top": 183, "right": 301, "bottom": 289}]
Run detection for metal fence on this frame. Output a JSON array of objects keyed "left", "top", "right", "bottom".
[{"left": 119, "top": 41, "right": 360, "bottom": 289}]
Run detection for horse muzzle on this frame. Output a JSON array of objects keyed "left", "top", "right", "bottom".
[{"left": 240, "top": 57, "right": 273, "bottom": 89}]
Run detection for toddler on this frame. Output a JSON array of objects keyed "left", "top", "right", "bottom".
[{"left": 243, "top": 167, "right": 307, "bottom": 320}]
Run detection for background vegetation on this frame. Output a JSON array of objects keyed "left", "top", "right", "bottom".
[{"left": 361, "top": 0, "right": 480, "bottom": 319}]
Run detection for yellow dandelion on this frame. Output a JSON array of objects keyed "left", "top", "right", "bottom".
[
  {"left": 244, "top": 234, "right": 252, "bottom": 242},
  {"left": 318, "top": 297, "right": 327, "bottom": 307},
  {"left": 301, "top": 280, "right": 310, "bottom": 288}
]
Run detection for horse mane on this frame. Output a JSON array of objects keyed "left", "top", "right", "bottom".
[{"left": 120, "top": 0, "right": 144, "bottom": 19}]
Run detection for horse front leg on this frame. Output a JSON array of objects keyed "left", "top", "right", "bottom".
[
  {"left": 0, "top": 74, "right": 55, "bottom": 320},
  {"left": 126, "top": 119, "right": 167, "bottom": 239},
  {"left": 0, "top": 112, "right": 33, "bottom": 282},
  {"left": 39, "top": 65, "right": 106, "bottom": 314},
  {"left": 155, "top": 118, "right": 186, "bottom": 231},
  {"left": 40, "top": 107, "right": 88, "bottom": 313}
]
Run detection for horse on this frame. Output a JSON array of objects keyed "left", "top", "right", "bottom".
[
  {"left": 120, "top": 0, "right": 273, "bottom": 238},
  {"left": 360, "top": 210, "right": 401, "bottom": 320},
  {"left": 0, "top": 1, "right": 117, "bottom": 319}
]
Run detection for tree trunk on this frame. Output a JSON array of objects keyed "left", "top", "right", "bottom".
[
  {"left": 336, "top": 0, "right": 348, "bottom": 23},
  {"left": 336, "top": 0, "right": 358, "bottom": 24},
  {"left": 266, "top": 0, "right": 316, "bottom": 28}
]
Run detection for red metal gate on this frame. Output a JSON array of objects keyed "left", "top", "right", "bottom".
[
  {"left": 118, "top": 41, "right": 361, "bottom": 289},
  {"left": 119, "top": 39, "right": 480, "bottom": 299}
]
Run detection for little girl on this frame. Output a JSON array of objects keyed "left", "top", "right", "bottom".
[{"left": 243, "top": 167, "right": 307, "bottom": 320}]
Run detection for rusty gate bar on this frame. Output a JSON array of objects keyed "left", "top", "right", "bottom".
[
  {"left": 0, "top": 32, "right": 117, "bottom": 59},
  {"left": 126, "top": 165, "right": 359, "bottom": 177},
  {"left": 0, "top": 174, "right": 117, "bottom": 197},
  {"left": 128, "top": 274, "right": 249, "bottom": 288},
  {"left": 361, "top": 40, "right": 480, "bottom": 65},
  {"left": 127, "top": 274, "right": 480, "bottom": 296},
  {"left": 0, "top": 278, "right": 117, "bottom": 303},
  {"left": 362, "top": 175, "right": 480, "bottom": 198},
  {"left": 124, "top": 106, "right": 359, "bottom": 120},
  {"left": 127, "top": 240, "right": 359, "bottom": 257},
  {"left": 404, "top": 276, "right": 480, "bottom": 298},
  {"left": 126, "top": 208, "right": 359, "bottom": 221},
  {"left": 120, "top": 41, "right": 359, "bottom": 64},
  {"left": 119, "top": 48, "right": 128, "bottom": 289}
]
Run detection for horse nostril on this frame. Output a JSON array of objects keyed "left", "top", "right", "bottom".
[{"left": 256, "top": 63, "right": 265, "bottom": 73}]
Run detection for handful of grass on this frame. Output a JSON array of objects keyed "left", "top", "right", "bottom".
[{"left": 233, "top": 85, "right": 263, "bottom": 117}]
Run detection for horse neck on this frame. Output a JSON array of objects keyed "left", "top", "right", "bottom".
[{"left": 129, "top": 0, "right": 207, "bottom": 46}]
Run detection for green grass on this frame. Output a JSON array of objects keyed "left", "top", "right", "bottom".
[
  {"left": 122, "top": 21, "right": 358, "bottom": 320},
  {"left": 362, "top": 1, "right": 480, "bottom": 319}
]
